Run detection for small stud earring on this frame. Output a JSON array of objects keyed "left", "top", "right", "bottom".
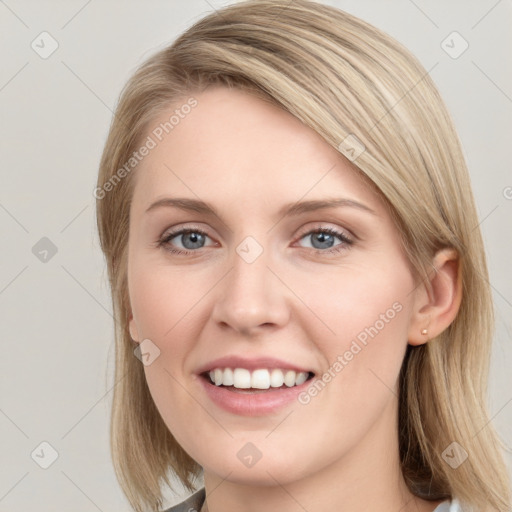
[{"left": 421, "top": 329, "right": 428, "bottom": 335}]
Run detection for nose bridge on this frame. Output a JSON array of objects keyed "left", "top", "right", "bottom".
[{"left": 211, "top": 235, "right": 289, "bottom": 333}]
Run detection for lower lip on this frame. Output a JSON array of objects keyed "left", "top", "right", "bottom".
[{"left": 197, "top": 374, "right": 313, "bottom": 416}]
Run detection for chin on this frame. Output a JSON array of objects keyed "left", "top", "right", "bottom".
[{"left": 201, "top": 452, "right": 313, "bottom": 487}]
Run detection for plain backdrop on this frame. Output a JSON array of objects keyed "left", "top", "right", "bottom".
[{"left": 1, "top": 1, "right": 511, "bottom": 510}]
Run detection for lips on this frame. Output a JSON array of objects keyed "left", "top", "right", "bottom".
[
  {"left": 194, "top": 354, "right": 317, "bottom": 415},
  {"left": 197, "top": 369, "right": 315, "bottom": 416}
]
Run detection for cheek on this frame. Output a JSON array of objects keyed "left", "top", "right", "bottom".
[
  {"left": 289, "top": 267, "right": 413, "bottom": 457},
  {"left": 128, "top": 262, "right": 213, "bottom": 400},
  {"left": 129, "top": 262, "right": 204, "bottom": 341},
  {"left": 307, "top": 261, "right": 411, "bottom": 327},
  {"left": 128, "top": 263, "right": 208, "bottom": 423},
  {"left": 301, "top": 263, "right": 413, "bottom": 381}
]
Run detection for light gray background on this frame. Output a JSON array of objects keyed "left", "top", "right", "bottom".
[{"left": 1, "top": 1, "right": 511, "bottom": 510}]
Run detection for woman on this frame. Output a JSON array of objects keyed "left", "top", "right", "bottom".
[{"left": 95, "top": 1, "right": 511, "bottom": 511}]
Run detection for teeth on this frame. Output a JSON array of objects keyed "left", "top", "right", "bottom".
[
  {"left": 233, "top": 368, "right": 252, "bottom": 388},
  {"left": 295, "top": 371, "right": 308, "bottom": 385},
  {"left": 284, "top": 370, "right": 296, "bottom": 387},
  {"left": 207, "top": 368, "right": 310, "bottom": 389},
  {"left": 251, "top": 369, "right": 270, "bottom": 389},
  {"left": 269, "top": 368, "right": 284, "bottom": 387},
  {"left": 222, "top": 368, "right": 234, "bottom": 386}
]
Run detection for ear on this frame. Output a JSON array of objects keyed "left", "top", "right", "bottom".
[
  {"left": 408, "top": 247, "right": 462, "bottom": 346},
  {"left": 128, "top": 311, "right": 141, "bottom": 343}
]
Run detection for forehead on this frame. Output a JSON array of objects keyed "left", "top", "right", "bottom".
[{"left": 130, "top": 86, "right": 384, "bottom": 217}]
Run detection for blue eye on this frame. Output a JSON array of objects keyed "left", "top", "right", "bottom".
[
  {"left": 158, "top": 228, "right": 212, "bottom": 255},
  {"left": 157, "top": 226, "right": 353, "bottom": 256},
  {"left": 297, "top": 227, "right": 353, "bottom": 253}
]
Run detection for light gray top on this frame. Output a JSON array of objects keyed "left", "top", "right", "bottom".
[{"left": 163, "top": 488, "right": 462, "bottom": 512}]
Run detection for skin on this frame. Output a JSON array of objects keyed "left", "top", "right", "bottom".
[{"left": 127, "top": 86, "right": 462, "bottom": 512}]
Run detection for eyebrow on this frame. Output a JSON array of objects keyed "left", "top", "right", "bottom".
[{"left": 145, "top": 197, "right": 377, "bottom": 218}]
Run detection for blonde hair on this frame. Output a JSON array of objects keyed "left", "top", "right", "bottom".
[{"left": 96, "top": 1, "right": 511, "bottom": 510}]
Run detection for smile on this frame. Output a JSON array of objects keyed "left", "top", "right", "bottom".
[
  {"left": 198, "top": 368, "right": 316, "bottom": 416},
  {"left": 206, "top": 367, "right": 312, "bottom": 389}
]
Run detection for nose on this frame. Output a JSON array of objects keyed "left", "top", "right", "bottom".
[{"left": 210, "top": 243, "right": 290, "bottom": 336}]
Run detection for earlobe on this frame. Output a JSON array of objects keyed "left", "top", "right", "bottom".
[
  {"left": 408, "top": 248, "right": 462, "bottom": 346},
  {"left": 128, "top": 313, "right": 140, "bottom": 343}
]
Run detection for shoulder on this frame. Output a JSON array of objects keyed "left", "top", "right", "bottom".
[
  {"left": 432, "top": 498, "right": 463, "bottom": 512},
  {"left": 162, "top": 487, "right": 206, "bottom": 512}
]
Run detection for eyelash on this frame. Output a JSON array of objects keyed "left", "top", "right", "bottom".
[{"left": 156, "top": 225, "right": 354, "bottom": 256}]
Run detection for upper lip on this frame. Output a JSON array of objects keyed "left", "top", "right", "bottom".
[{"left": 196, "top": 355, "right": 315, "bottom": 375}]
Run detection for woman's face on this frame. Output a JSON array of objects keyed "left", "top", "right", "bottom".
[{"left": 127, "top": 86, "right": 420, "bottom": 486}]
